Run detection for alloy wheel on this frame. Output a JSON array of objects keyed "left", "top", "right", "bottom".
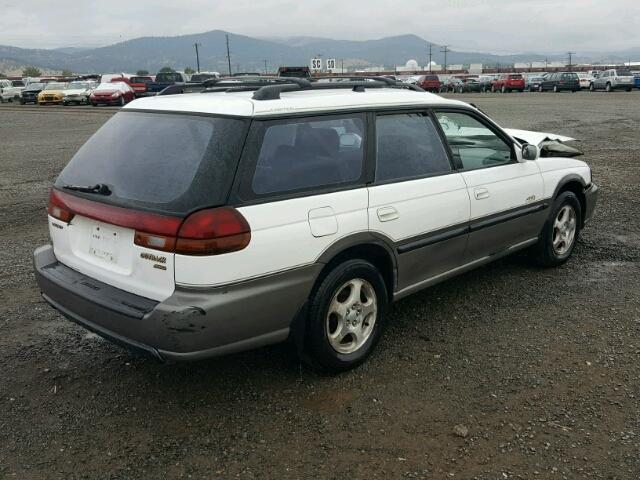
[
  {"left": 325, "top": 278, "right": 377, "bottom": 354},
  {"left": 552, "top": 205, "right": 577, "bottom": 255}
]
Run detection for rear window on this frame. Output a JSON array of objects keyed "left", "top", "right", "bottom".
[
  {"left": 424, "top": 75, "right": 439, "bottom": 81},
  {"left": 616, "top": 70, "right": 633, "bottom": 76},
  {"left": 508, "top": 74, "right": 523, "bottom": 79},
  {"left": 562, "top": 73, "right": 579, "bottom": 79},
  {"left": 55, "top": 112, "right": 248, "bottom": 215},
  {"left": 130, "top": 76, "right": 152, "bottom": 83},
  {"left": 155, "top": 72, "right": 183, "bottom": 83}
]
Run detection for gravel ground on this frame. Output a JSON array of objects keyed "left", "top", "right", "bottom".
[{"left": 1, "top": 93, "right": 639, "bottom": 479}]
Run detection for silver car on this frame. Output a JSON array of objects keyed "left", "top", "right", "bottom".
[{"left": 590, "top": 69, "right": 635, "bottom": 92}]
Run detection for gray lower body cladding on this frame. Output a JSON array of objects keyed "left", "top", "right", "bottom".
[{"left": 34, "top": 245, "right": 322, "bottom": 361}]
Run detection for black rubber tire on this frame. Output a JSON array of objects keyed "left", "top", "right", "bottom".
[
  {"left": 532, "top": 191, "right": 582, "bottom": 267},
  {"left": 119, "top": 96, "right": 125, "bottom": 106},
  {"left": 605, "top": 83, "right": 612, "bottom": 92},
  {"left": 303, "top": 259, "right": 388, "bottom": 373},
  {"left": 538, "top": 85, "right": 543, "bottom": 92},
  {"left": 589, "top": 83, "right": 595, "bottom": 91}
]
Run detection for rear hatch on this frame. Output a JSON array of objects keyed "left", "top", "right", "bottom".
[{"left": 49, "top": 111, "right": 248, "bottom": 301}]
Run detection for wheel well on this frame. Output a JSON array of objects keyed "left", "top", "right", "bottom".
[
  {"left": 317, "top": 243, "right": 395, "bottom": 301},
  {"left": 558, "top": 181, "right": 586, "bottom": 227}
]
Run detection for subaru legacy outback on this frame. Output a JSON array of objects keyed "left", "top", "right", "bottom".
[{"left": 34, "top": 77, "right": 598, "bottom": 372}]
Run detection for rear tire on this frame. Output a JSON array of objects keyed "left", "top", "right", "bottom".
[
  {"left": 553, "top": 85, "right": 559, "bottom": 93},
  {"left": 531, "top": 191, "right": 581, "bottom": 267},
  {"left": 605, "top": 83, "right": 612, "bottom": 92},
  {"left": 538, "top": 85, "right": 543, "bottom": 92},
  {"left": 589, "top": 83, "right": 595, "bottom": 91},
  {"left": 302, "top": 259, "right": 388, "bottom": 373}
]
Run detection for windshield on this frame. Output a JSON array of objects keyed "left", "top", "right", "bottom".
[
  {"left": 55, "top": 112, "right": 248, "bottom": 215},
  {"left": 44, "top": 83, "right": 66, "bottom": 90}
]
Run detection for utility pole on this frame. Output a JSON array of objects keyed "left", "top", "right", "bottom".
[
  {"left": 567, "top": 52, "right": 575, "bottom": 71},
  {"left": 544, "top": 58, "right": 549, "bottom": 70},
  {"left": 441, "top": 45, "right": 449, "bottom": 72},
  {"left": 193, "top": 43, "right": 201, "bottom": 73},
  {"left": 263, "top": 60, "right": 268, "bottom": 75},
  {"left": 225, "top": 34, "right": 232, "bottom": 76},
  {"left": 428, "top": 43, "right": 433, "bottom": 72},
  {"left": 341, "top": 58, "right": 344, "bottom": 74}
]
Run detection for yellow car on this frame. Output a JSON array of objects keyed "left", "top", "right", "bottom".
[{"left": 37, "top": 82, "right": 67, "bottom": 105}]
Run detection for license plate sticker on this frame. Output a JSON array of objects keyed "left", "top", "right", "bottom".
[{"left": 89, "top": 225, "right": 119, "bottom": 264}]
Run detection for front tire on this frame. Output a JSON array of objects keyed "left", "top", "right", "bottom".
[
  {"left": 532, "top": 191, "right": 581, "bottom": 267},
  {"left": 605, "top": 83, "right": 612, "bottom": 92},
  {"left": 303, "top": 259, "right": 388, "bottom": 373}
]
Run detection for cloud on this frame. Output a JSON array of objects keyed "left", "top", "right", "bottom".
[{"left": 1, "top": 0, "right": 638, "bottom": 53}]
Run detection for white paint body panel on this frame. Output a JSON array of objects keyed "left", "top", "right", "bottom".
[
  {"left": 49, "top": 215, "right": 175, "bottom": 301},
  {"left": 367, "top": 174, "right": 470, "bottom": 241},
  {"left": 174, "top": 189, "right": 368, "bottom": 287},
  {"left": 503, "top": 128, "right": 575, "bottom": 145},
  {"left": 461, "top": 162, "right": 544, "bottom": 219},
  {"left": 535, "top": 157, "right": 591, "bottom": 198}
]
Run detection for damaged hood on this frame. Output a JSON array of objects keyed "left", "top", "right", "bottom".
[
  {"left": 503, "top": 128, "right": 582, "bottom": 158},
  {"left": 503, "top": 128, "right": 575, "bottom": 146}
]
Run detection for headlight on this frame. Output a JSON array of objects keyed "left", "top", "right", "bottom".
[{"left": 111, "top": 92, "right": 120, "bottom": 98}]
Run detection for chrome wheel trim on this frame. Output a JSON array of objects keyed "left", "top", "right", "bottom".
[
  {"left": 552, "top": 205, "right": 577, "bottom": 255},
  {"left": 326, "top": 278, "right": 377, "bottom": 355}
]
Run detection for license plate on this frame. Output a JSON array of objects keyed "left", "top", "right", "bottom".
[{"left": 89, "top": 225, "right": 118, "bottom": 264}]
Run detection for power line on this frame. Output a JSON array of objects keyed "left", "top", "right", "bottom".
[
  {"left": 567, "top": 51, "right": 575, "bottom": 71},
  {"left": 225, "top": 34, "right": 232, "bottom": 76},
  {"left": 193, "top": 43, "right": 201, "bottom": 73},
  {"left": 441, "top": 45, "right": 449, "bottom": 72}
]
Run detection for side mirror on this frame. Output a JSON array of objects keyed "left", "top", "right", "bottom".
[{"left": 522, "top": 144, "right": 539, "bottom": 161}]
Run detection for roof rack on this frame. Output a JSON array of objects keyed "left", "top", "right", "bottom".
[{"left": 157, "top": 75, "right": 424, "bottom": 99}]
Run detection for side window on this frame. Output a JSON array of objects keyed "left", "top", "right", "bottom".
[
  {"left": 250, "top": 115, "right": 365, "bottom": 195},
  {"left": 435, "top": 111, "right": 513, "bottom": 171},
  {"left": 375, "top": 113, "right": 451, "bottom": 182}
]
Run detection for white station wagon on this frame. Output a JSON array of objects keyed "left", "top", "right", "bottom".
[{"left": 34, "top": 77, "right": 598, "bottom": 372}]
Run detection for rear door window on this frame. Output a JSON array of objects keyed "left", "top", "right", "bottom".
[
  {"left": 248, "top": 114, "right": 365, "bottom": 196},
  {"left": 56, "top": 112, "right": 248, "bottom": 215},
  {"left": 375, "top": 113, "right": 451, "bottom": 182}
]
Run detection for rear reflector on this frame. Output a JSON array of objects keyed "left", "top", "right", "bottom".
[{"left": 48, "top": 189, "right": 250, "bottom": 256}]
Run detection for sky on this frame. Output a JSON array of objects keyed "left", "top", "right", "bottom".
[{"left": 1, "top": 0, "right": 638, "bottom": 54}]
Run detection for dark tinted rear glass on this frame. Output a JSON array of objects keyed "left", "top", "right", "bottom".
[
  {"left": 562, "top": 73, "right": 579, "bottom": 79},
  {"left": 617, "top": 70, "right": 633, "bottom": 76},
  {"left": 509, "top": 74, "right": 523, "bottom": 79},
  {"left": 155, "top": 72, "right": 183, "bottom": 83},
  {"left": 56, "top": 112, "right": 247, "bottom": 215},
  {"left": 130, "top": 76, "right": 152, "bottom": 83},
  {"left": 424, "top": 75, "right": 439, "bottom": 81}
]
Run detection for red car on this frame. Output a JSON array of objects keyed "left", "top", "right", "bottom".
[
  {"left": 417, "top": 74, "right": 441, "bottom": 92},
  {"left": 90, "top": 82, "right": 135, "bottom": 106},
  {"left": 111, "top": 76, "right": 154, "bottom": 97},
  {"left": 491, "top": 73, "right": 525, "bottom": 93}
]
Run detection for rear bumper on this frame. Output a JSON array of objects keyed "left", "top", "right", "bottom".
[
  {"left": 34, "top": 245, "right": 321, "bottom": 362},
  {"left": 583, "top": 183, "right": 599, "bottom": 225}
]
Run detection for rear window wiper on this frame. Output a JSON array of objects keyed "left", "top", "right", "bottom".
[{"left": 63, "top": 183, "right": 112, "bottom": 195}]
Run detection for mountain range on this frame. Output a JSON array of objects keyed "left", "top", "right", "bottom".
[{"left": 1, "top": 30, "right": 638, "bottom": 75}]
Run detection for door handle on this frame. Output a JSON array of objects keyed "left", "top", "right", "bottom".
[
  {"left": 474, "top": 187, "right": 490, "bottom": 200},
  {"left": 377, "top": 206, "right": 399, "bottom": 222}
]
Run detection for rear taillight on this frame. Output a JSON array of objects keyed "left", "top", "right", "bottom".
[
  {"left": 48, "top": 190, "right": 75, "bottom": 223},
  {"left": 47, "top": 189, "right": 250, "bottom": 256},
  {"left": 175, "top": 208, "right": 251, "bottom": 255}
]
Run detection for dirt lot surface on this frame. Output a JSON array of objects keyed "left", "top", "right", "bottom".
[{"left": 1, "top": 93, "right": 639, "bottom": 479}]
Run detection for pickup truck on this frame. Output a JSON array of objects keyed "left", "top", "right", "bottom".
[
  {"left": 145, "top": 72, "right": 190, "bottom": 95},
  {"left": 0, "top": 79, "right": 25, "bottom": 102}
]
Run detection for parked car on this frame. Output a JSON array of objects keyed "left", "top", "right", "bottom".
[
  {"left": 590, "top": 69, "right": 635, "bottom": 92},
  {"left": 110, "top": 76, "right": 154, "bottom": 97},
  {"left": 441, "top": 77, "right": 463, "bottom": 93},
  {"left": 89, "top": 82, "right": 135, "bottom": 106},
  {"left": 539, "top": 72, "right": 580, "bottom": 92},
  {"left": 478, "top": 75, "right": 498, "bottom": 92},
  {"left": 525, "top": 75, "right": 545, "bottom": 92},
  {"left": 145, "top": 71, "right": 191, "bottom": 95},
  {"left": 62, "top": 81, "right": 97, "bottom": 105},
  {"left": 576, "top": 73, "right": 594, "bottom": 90},
  {"left": 455, "top": 77, "right": 482, "bottom": 93},
  {"left": 633, "top": 72, "right": 640, "bottom": 89},
  {"left": 20, "top": 82, "right": 45, "bottom": 104},
  {"left": 417, "top": 74, "right": 441, "bottom": 92},
  {"left": 0, "top": 79, "right": 24, "bottom": 102},
  {"left": 189, "top": 72, "right": 221, "bottom": 83},
  {"left": 491, "top": 73, "right": 525, "bottom": 93},
  {"left": 34, "top": 79, "right": 598, "bottom": 372},
  {"left": 37, "top": 82, "right": 68, "bottom": 104},
  {"left": 277, "top": 66, "right": 311, "bottom": 78}
]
